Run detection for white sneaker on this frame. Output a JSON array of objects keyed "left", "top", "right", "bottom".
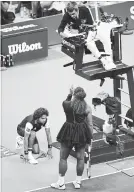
[
  {"left": 73, "top": 181, "right": 81, "bottom": 189},
  {"left": 109, "top": 62, "right": 116, "bottom": 69},
  {"left": 28, "top": 156, "right": 38, "bottom": 164},
  {"left": 100, "top": 57, "right": 112, "bottom": 71},
  {"left": 101, "top": 57, "right": 116, "bottom": 71},
  {"left": 106, "top": 56, "right": 113, "bottom": 63},
  {"left": 51, "top": 181, "right": 66, "bottom": 190},
  {"left": 106, "top": 56, "right": 116, "bottom": 69}
]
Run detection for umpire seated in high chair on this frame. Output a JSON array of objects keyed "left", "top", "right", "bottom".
[{"left": 58, "top": 1, "right": 123, "bottom": 71}]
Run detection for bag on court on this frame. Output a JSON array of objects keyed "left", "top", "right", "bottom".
[
  {"left": 15, "top": 135, "right": 24, "bottom": 150},
  {"left": 104, "top": 97, "right": 120, "bottom": 115}
]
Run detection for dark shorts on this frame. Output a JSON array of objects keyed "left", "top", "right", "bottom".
[
  {"left": 17, "top": 126, "right": 25, "bottom": 137},
  {"left": 17, "top": 126, "right": 38, "bottom": 144}
]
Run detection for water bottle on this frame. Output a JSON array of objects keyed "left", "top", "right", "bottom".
[
  {"left": 103, "top": 121, "right": 113, "bottom": 134},
  {"left": 20, "top": 6, "right": 24, "bottom": 18}
]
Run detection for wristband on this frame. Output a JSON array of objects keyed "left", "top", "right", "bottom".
[
  {"left": 48, "top": 144, "right": 52, "bottom": 149},
  {"left": 24, "top": 151, "right": 28, "bottom": 155}
]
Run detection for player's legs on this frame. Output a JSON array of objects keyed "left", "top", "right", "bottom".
[
  {"left": 27, "top": 131, "right": 38, "bottom": 164},
  {"left": 86, "top": 31, "right": 113, "bottom": 70},
  {"left": 72, "top": 145, "right": 85, "bottom": 189},
  {"left": 32, "top": 136, "right": 40, "bottom": 154},
  {"left": 17, "top": 128, "right": 38, "bottom": 164},
  {"left": 59, "top": 143, "right": 72, "bottom": 176},
  {"left": 16, "top": 126, "right": 25, "bottom": 154},
  {"left": 17, "top": 126, "right": 25, "bottom": 137},
  {"left": 96, "top": 22, "right": 117, "bottom": 69},
  {"left": 97, "top": 22, "right": 113, "bottom": 56},
  {"left": 51, "top": 143, "right": 72, "bottom": 189},
  {"left": 86, "top": 30, "right": 102, "bottom": 59}
]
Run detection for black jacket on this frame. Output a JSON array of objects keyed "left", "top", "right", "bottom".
[{"left": 58, "top": 6, "right": 93, "bottom": 33}]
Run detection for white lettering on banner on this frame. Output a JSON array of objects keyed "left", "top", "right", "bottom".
[
  {"left": 8, "top": 42, "right": 43, "bottom": 55},
  {"left": 1, "top": 24, "right": 38, "bottom": 33},
  {"left": 130, "top": 6, "right": 134, "bottom": 20}
]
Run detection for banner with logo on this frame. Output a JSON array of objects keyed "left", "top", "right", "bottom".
[
  {"left": 1, "top": 27, "right": 48, "bottom": 64},
  {"left": 1, "top": 15, "right": 62, "bottom": 46},
  {"left": 1, "top": 1, "right": 134, "bottom": 49}
]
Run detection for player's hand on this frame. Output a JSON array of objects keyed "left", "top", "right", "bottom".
[
  {"left": 103, "top": 12, "right": 108, "bottom": 17},
  {"left": 70, "top": 85, "right": 74, "bottom": 95},
  {"left": 88, "top": 139, "right": 93, "bottom": 153},
  {"left": 23, "top": 154, "right": 29, "bottom": 163},
  {"left": 81, "top": 32, "right": 87, "bottom": 37},
  {"left": 47, "top": 148, "right": 53, "bottom": 159},
  {"left": 60, "top": 32, "right": 70, "bottom": 38},
  {"left": 94, "top": 21, "right": 100, "bottom": 28}
]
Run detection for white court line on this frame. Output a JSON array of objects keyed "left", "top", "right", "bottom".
[{"left": 24, "top": 165, "right": 134, "bottom": 192}]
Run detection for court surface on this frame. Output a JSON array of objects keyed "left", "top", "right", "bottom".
[{"left": 1, "top": 33, "right": 134, "bottom": 192}]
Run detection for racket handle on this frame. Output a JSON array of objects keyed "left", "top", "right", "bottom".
[{"left": 86, "top": 152, "right": 91, "bottom": 178}]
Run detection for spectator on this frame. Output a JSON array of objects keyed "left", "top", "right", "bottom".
[
  {"left": 31, "top": 1, "right": 45, "bottom": 18},
  {"left": 1, "top": 1, "right": 15, "bottom": 25},
  {"left": 15, "top": 1, "right": 31, "bottom": 14},
  {"left": 40, "top": 1, "right": 65, "bottom": 17}
]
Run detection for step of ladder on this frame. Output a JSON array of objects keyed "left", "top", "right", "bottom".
[
  {"left": 118, "top": 88, "right": 129, "bottom": 95},
  {"left": 119, "top": 114, "right": 133, "bottom": 123},
  {"left": 120, "top": 102, "right": 131, "bottom": 109}
]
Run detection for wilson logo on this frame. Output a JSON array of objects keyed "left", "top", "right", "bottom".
[{"left": 8, "top": 42, "right": 43, "bottom": 55}]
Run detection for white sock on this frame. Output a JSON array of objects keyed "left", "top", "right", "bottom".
[
  {"left": 107, "top": 55, "right": 113, "bottom": 62},
  {"left": 28, "top": 150, "right": 33, "bottom": 158},
  {"left": 58, "top": 175, "right": 65, "bottom": 185},
  {"left": 76, "top": 176, "right": 82, "bottom": 183}
]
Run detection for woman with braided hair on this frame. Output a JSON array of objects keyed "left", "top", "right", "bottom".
[
  {"left": 17, "top": 107, "right": 53, "bottom": 164},
  {"left": 51, "top": 86, "right": 93, "bottom": 190}
]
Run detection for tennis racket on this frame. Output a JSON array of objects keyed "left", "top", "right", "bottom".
[{"left": 85, "top": 144, "right": 92, "bottom": 178}]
